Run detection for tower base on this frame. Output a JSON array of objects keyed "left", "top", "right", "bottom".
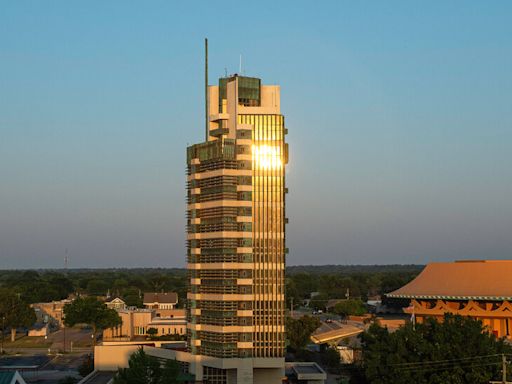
[{"left": 146, "top": 348, "right": 284, "bottom": 384}]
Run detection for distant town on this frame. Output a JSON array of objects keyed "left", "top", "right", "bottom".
[
  {"left": 2, "top": 260, "right": 512, "bottom": 383},
  {"left": 0, "top": 264, "right": 423, "bottom": 384}
]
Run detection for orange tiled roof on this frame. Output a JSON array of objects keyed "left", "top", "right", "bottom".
[{"left": 387, "top": 260, "right": 512, "bottom": 300}]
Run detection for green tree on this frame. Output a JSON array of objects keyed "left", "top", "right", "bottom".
[
  {"left": 286, "top": 278, "right": 300, "bottom": 309},
  {"left": 146, "top": 327, "right": 158, "bottom": 338},
  {"left": 148, "top": 273, "right": 170, "bottom": 292},
  {"left": 161, "top": 358, "right": 181, "bottom": 384},
  {"left": 46, "top": 273, "right": 75, "bottom": 300},
  {"left": 113, "top": 348, "right": 180, "bottom": 384},
  {"left": 63, "top": 297, "right": 121, "bottom": 345},
  {"left": 365, "top": 274, "right": 382, "bottom": 297},
  {"left": 0, "top": 288, "right": 36, "bottom": 341},
  {"left": 289, "top": 272, "right": 317, "bottom": 301},
  {"left": 309, "top": 292, "right": 329, "bottom": 311},
  {"left": 124, "top": 294, "right": 142, "bottom": 307},
  {"left": 78, "top": 354, "right": 94, "bottom": 377},
  {"left": 379, "top": 274, "right": 411, "bottom": 295},
  {"left": 86, "top": 279, "right": 109, "bottom": 296},
  {"left": 361, "top": 313, "right": 512, "bottom": 384},
  {"left": 333, "top": 299, "right": 367, "bottom": 317},
  {"left": 123, "top": 287, "right": 143, "bottom": 308},
  {"left": 286, "top": 315, "right": 321, "bottom": 351},
  {"left": 6, "top": 270, "right": 73, "bottom": 303},
  {"left": 321, "top": 346, "right": 341, "bottom": 370},
  {"left": 113, "top": 278, "right": 129, "bottom": 291}
]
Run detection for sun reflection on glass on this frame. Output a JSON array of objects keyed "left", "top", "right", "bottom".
[{"left": 252, "top": 145, "right": 282, "bottom": 170}]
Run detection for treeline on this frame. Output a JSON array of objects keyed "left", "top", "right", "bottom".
[
  {"left": 0, "top": 265, "right": 423, "bottom": 307},
  {"left": 286, "top": 265, "right": 423, "bottom": 308},
  {"left": 0, "top": 269, "right": 187, "bottom": 306},
  {"left": 287, "top": 264, "right": 423, "bottom": 275}
]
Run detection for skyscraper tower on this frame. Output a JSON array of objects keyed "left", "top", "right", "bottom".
[{"left": 185, "top": 47, "right": 288, "bottom": 384}]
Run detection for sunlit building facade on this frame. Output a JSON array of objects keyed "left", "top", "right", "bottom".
[
  {"left": 387, "top": 260, "right": 512, "bottom": 339},
  {"left": 185, "top": 74, "right": 288, "bottom": 383}
]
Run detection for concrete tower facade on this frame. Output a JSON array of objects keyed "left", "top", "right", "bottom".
[{"left": 185, "top": 74, "right": 288, "bottom": 383}]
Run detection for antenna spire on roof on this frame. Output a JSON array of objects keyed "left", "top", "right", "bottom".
[{"left": 205, "top": 38, "right": 209, "bottom": 140}]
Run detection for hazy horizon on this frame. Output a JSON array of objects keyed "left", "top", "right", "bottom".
[
  {"left": 1, "top": 1, "right": 511, "bottom": 268},
  {"left": 0, "top": 263, "right": 427, "bottom": 271}
]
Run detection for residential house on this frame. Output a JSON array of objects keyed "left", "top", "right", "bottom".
[
  {"left": 105, "top": 297, "right": 127, "bottom": 311},
  {"left": 143, "top": 292, "right": 178, "bottom": 317}
]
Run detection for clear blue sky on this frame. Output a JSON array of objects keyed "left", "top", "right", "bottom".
[{"left": 1, "top": 1, "right": 511, "bottom": 268}]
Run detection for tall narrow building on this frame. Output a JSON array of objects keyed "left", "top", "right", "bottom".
[{"left": 185, "top": 73, "right": 288, "bottom": 383}]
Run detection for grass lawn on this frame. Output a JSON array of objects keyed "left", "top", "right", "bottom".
[
  {"left": 2, "top": 335, "right": 52, "bottom": 348},
  {"left": 71, "top": 339, "right": 93, "bottom": 348}
]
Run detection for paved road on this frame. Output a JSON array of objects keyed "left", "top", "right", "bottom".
[
  {"left": 49, "top": 328, "right": 95, "bottom": 351},
  {"left": 0, "top": 354, "right": 52, "bottom": 368},
  {"left": 23, "top": 370, "right": 81, "bottom": 384},
  {"left": 1, "top": 347, "right": 92, "bottom": 354}
]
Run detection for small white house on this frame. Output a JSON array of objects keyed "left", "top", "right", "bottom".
[{"left": 105, "top": 297, "right": 127, "bottom": 311}]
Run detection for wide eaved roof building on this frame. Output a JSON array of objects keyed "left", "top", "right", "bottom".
[{"left": 387, "top": 260, "right": 512, "bottom": 338}]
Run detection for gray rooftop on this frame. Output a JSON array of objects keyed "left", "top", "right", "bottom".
[{"left": 294, "top": 365, "right": 322, "bottom": 374}]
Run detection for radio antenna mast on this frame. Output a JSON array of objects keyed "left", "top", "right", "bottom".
[
  {"left": 205, "top": 38, "right": 209, "bottom": 141},
  {"left": 64, "top": 248, "right": 69, "bottom": 275}
]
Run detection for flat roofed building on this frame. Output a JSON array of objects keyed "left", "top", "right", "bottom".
[
  {"left": 104, "top": 308, "right": 186, "bottom": 341},
  {"left": 387, "top": 260, "right": 512, "bottom": 338},
  {"left": 285, "top": 363, "right": 326, "bottom": 384},
  {"left": 104, "top": 308, "right": 154, "bottom": 340},
  {"left": 31, "top": 299, "right": 72, "bottom": 327},
  {"left": 147, "top": 314, "right": 187, "bottom": 337}
]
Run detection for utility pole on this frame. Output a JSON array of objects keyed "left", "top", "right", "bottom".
[
  {"left": 62, "top": 311, "right": 66, "bottom": 353},
  {"left": 412, "top": 305, "right": 416, "bottom": 331},
  {"left": 489, "top": 354, "right": 512, "bottom": 384},
  {"left": 290, "top": 297, "right": 294, "bottom": 317},
  {"left": 1, "top": 316, "right": 5, "bottom": 355},
  {"left": 504, "top": 354, "right": 507, "bottom": 384},
  {"left": 64, "top": 248, "right": 69, "bottom": 276}
]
